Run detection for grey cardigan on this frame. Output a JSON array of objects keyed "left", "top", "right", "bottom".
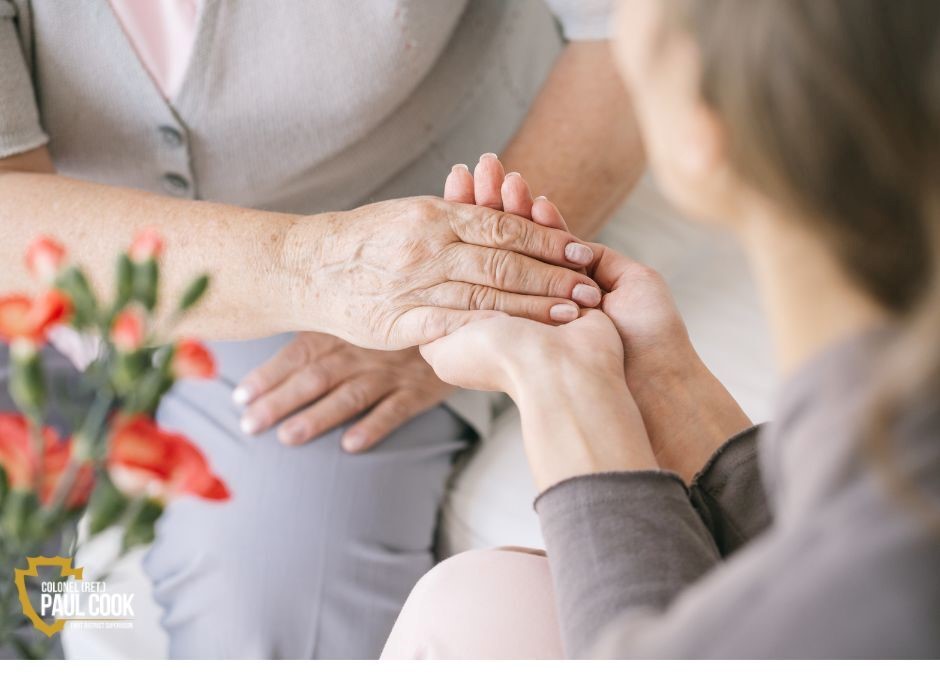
[
  {"left": 536, "top": 330, "right": 940, "bottom": 658},
  {"left": 0, "top": 0, "right": 612, "bottom": 438}
]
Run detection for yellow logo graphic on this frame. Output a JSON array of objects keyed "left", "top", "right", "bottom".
[{"left": 14, "top": 556, "right": 84, "bottom": 638}]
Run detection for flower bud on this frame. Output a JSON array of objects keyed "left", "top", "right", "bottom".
[
  {"left": 171, "top": 339, "right": 217, "bottom": 380},
  {"left": 111, "top": 309, "right": 145, "bottom": 353},
  {"left": 25, "top": 235, "right": 67, "bottom": 284},
  {"left": 129, "top": 228, "right": 164, "bottom": 263}
]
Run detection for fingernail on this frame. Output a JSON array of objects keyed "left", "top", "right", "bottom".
[
  {"left": 232, "top": 385, "right": 254, "bottom": 406},
  {"left": 535, "top": 195, "right": 548, "bottom": 201},
  {"left": 565, "top": 242, "right": 593, "bottom": 265},
  {"left": 549, "top": 304, "right": 578, "bottom": 322},
  {"left": 572, "top": 283, "right": 602, "bottom": 307},
  {"left": 452, "top": 163, "right": 469, "bottom": 172},
  {"left": 505, "top": 171, "right": 521, "bottom": 178},
  {"left": 343, "top": 432, "right": 366, "bottom": 452},
  {"left": 240, "top": 414, "right": 261, "bottom": 435},
  {"left": 480, "top": 152, "right": 498, "bottom": 160}
]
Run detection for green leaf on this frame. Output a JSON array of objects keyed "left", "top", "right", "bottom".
[
  {"left": 111, "top": 349, "right": 151, "bottom": 395},
  {"left": 56, "top": 267, "right": 98, "bottom": 329},
  {"left": 10, "top": 349, "right": 45, "bottom": 415},
  {"left": 86, "top": 473, "right": 130, "bottom": 535},
  {"left": 0, "top": 466, "right": 8, "bottom": 510},
  {"left": 121, "top": 498, "right": 163, "bottom": 552},
  {"left": 179, "top": 274, "right": 209, "bottom": 312},
  {"left": 0, "top": 489, "right": 39, "bottom": 544},
  {"left": 134, "top": 259, "right": 159, "bottom": 311},
  {"left": 115, "top": 253, "right": 134, "bottom": 311}
]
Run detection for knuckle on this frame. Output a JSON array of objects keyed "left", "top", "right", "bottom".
[
  {"left": 467, "top": 284, "right": 499, "bottom": 311},
  {"left": 406, "top": 197, "right": 442, "bottom": 226},
  {"left": 282, "top": 340, "right": 309, "bottom": 366},
  {"left": 343, "top": 382, "right": 374, "bottom": 413},
  {"left": 300, "top": 366, "right": 328, "bottom": 393},
  {"left": 483, "top": 249, "right": 517, "bottom": 289},
  {"left": 384, "top": 395, "right": 413, "bottom": 420},
  {"left": 488, "top": 211, "right": 527, "bottom": 248}
]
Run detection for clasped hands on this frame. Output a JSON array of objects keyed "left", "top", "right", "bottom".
[{"left": 236, "top": 155, "right": 750, "bottom": 480}]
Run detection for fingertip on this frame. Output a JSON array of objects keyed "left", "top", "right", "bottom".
[
  {"left": 532, "top": 196, "right": 568, "bottom": 231},
  {"left": 444, "top": 164, "right": 475, "bottom": 203},
  {"left": 341, "top": 431, "right": 368, "bottom": 453},
  {"left": 474, "top": 153, "right": 505, "bottom": 209},
  {"left": 564, "top": 242, "right": 594, "bottom": 266},
  {"left": 501, "top": 172, "right": 533, "bottom": 218},
  {"left": 232, "top": 384, "right": 255, "bottom": 406},
  {"left": 572, "top": 283, "right": 603, "bottom": 308}
]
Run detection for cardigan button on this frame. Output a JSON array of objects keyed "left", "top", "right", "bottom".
[
  {"left": 158, "top": 125, "right": 185, "bottom": 148},
  {"left": 162, "top": 173, "right": 190, "bottom": 195}
]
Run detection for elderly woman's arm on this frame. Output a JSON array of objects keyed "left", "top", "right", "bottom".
[{"left": 0, "top": 148, "right": 601, "bottom": 349}]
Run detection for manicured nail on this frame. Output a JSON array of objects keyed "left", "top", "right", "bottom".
[
  {"left": 342, "top": 432, "right": 366, "bottom": 452},
  {"left": 565, "top": 242, "right": 593, "bottom": 265},
  {"left": 452, "top": 163, "right": 470, "bottom": 172},
  {"left": 572, "top": 283, "right": 602, "bottom": 307},
  {"left": 480, "top": 152, "right": 498, "bottom": 160},
  {"left": 232, "top": 385, "right": 254, "bottom": 406},
  {"left": 549, "top": 304, "right": 578, "bottom": 322},
  {"left": 535, "top": 195, "right": 548, "bottom": 201},
  {"left": 240, "top": 414, "right": 261, "bottom": 435},
  {"left": 505, "top": 171, "right": 521, "bottom": 178}
]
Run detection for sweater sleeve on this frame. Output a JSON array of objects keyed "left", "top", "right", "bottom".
[
  {"left": 535, "top": 471, "right": 721, "bottom": 657},
  {"left": 0, "top": 0, "right": 48, "bottom": 158},
  {"left": 688, "top": 425, "right": 772, "bottom": 557}
]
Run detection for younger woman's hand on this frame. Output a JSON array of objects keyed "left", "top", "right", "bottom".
[
  {"left": 442, "top": 155, "right": 752, "bottom": 483},
  {"left": 425, "top": 155, "right": 658, "bottom": 490}
]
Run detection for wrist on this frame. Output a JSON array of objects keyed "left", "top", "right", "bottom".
[
  {"left": 510, "top": 356, "right": 658, "bottom": 491},
  {"left": 276, "top": 212, "right": 339, "bottom": 334},
  {"left": 627, "top": 351, "right": 752, "bottom": 483}
]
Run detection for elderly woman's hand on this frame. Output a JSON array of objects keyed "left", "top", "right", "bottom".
[
  {"left": 233, "top": 332, "right": 454, "bottom": 451},
  {"left": 232, "top": 171, "right": 605, "bottom": 451},
  {"left": 282, "top": 195, "right": 602, "bottom": 351}
]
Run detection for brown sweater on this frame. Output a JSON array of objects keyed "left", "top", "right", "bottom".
[{"left": 535, "top": 330, "right": 940, "bottom": 658}]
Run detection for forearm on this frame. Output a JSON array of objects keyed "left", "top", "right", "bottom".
[
  {"left": 0, "top": 169, "right": 323, "bottom": 340},
  {"left": 499, "top": 41, "right": 645, "bottom": 239},
  {"left": 628, "top": 350, "right": 753, "bottom": 484},
  {"left": 508, "top": 360, "right": 657, "bottom": 492}
]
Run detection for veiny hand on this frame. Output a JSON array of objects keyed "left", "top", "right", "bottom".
[
  {"left": 284, "top": 194, "right": 603, "bottom": 351},
  {"left": 234, "top": 332, "right": 455, "bottom": 452}
]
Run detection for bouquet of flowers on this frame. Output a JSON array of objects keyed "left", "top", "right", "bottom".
[{"left": 0, "top": 230, "right": 229, "bottom": 658}]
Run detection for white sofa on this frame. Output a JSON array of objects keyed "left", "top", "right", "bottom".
[{"left": 63, "top": 176, "right": 775, "bottom": 659}]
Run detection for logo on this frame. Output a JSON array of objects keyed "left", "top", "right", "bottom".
[{"left": 14, "top": 556, "right": 135, "bottom": 637}]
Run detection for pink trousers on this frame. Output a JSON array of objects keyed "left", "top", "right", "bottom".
[{"left": 381, "top": 549, "right": 565, "bottom": 660}]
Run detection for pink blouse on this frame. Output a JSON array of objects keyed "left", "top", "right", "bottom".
[{"left": 108, "top": 0, "right": 202, "bottom": 100}]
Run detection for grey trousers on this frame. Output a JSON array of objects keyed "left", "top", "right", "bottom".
[{"left": 1, "top": 337, "right": 472, "bottom": 659}]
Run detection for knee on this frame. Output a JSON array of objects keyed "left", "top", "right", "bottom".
[{"left": 383, "top": 549, "right": 559, "bottom": 659}]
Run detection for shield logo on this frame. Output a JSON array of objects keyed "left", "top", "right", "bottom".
[{"left": 13, "top": 556, "right": 84, "bottom": 638}]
